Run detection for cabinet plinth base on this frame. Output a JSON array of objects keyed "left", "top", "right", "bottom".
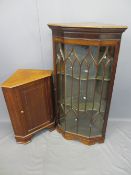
[
  {"left": 15, "top": 122, "right": 55, "bottom": 144},
  {"left": 15, "top": 135, "right": 32, "bottom": 144},
  {"left": 57, "top": 126, "right": 105, "bottom": 145},
  {"left": 48, "top": 126, "right": 56, "bottom": 132}
]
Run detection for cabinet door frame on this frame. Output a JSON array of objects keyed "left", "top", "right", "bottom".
[
  {"left": 17, "top": 78, "right": 53, "bottom": 134},
  {"left": 52, "top": 37, "right": 121, "bottom": 137}
]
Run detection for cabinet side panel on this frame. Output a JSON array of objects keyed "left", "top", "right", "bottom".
[
  {"left": 45, "top": 77, "right": 54, "bottom": 122},
  {"left": 102, "top": 41, "right": 121, "bottom": 136},
  {"left": 52, "top": 32, "right": 58, "bottom": 124},
  {"left": 2, "top": 88, "right": 26, "bottom": 136}
]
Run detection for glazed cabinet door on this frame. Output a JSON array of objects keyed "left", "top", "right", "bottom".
[
  {"left": 18, "top": 78, "right": 53, "bottom": 133},
  {"left": 55, "top": 41, "right": 117, "bottom": 138}
]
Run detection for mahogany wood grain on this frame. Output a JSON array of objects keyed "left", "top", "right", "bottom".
[{"left": 1, "top": 69, "right": 55, "bottom": 144}]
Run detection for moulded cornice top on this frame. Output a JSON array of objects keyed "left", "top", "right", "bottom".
[{"left": 48, "top": 22, "right": 128, "bottom": 29}]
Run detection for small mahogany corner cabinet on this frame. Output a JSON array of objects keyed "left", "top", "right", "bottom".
[
  {"left": 48, "top": 23, "right": 127, "bottom": 145},
  {"left": 1, "top": 69, "right": 54, "bottom": 143}
]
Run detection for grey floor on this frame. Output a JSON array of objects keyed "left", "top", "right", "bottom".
[{"left": 0, "top": 120, "right": 131, "bottom": 175}]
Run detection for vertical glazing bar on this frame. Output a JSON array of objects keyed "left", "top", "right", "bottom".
[
  {"left": 89, "top": 46, "right": 100, "bottom": 137},
  {"left": 71, "top": 64, "right": 74, "bottom": 109},
  {"left": 64, "top": 61, "right": 66, "bottom": 131},
  {"left": 59, "top": 55, "right": 62, "bottom": 105},
  {"left": 85, "top": 65, "right": 90, "bottom": 112},
  {"left": 89, "top": 66, "right": 98, "bottom": 136},
  {"left": 77, "top": 63, "right": 81, "bottom": 133},
  {"left": 98, "top": 63, "right": 106, "bottom": 113},
  {"left": 98, "top": 46, "right": 109, "bottom": 113},
  {"left": 64, "top": 48, "right": 73, "bottom": 131}
]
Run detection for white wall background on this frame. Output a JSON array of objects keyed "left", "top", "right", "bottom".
[{"left": 0, "top": 0, "right": 131, "bottom": 122}]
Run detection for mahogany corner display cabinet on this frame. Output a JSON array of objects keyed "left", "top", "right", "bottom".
[
  {"left": 48, "top": 22, "right": 127, "bottom": 145},
  {"left": 1, "top": 69, "right": 54, "bottom": 144}
]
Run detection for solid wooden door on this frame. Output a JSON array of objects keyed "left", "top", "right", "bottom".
[{"left": 19, "top": 78, "right": 53, "bottom": 133}]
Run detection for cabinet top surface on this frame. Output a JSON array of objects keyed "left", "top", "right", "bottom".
[
  {"left": 48, "top": 22, "right": 128, "bottom": 29},
  {"left": 1, "top": 69, "right": 52, "bottom": 88}
]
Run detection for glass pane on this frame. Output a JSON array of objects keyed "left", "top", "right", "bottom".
[
  {"left": 56, "top": 43, "right": 114, "bottom": 137},
  {"left": 56, "top": 43, "right": 65, "bottom": 124}
]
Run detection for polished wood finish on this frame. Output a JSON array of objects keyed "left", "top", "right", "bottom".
[
  {"left": 48, "top": 22, "right": 127, "bottom": 29},
  {"left": 48, "top": 22, "right": 127, "bottom": 145},
  {"left": 53, "top": 37, "right": 119, "bottom": 46},
  {"left": 1, "top": 69, "right": 55, "bottom": 143},
  {"left": 1, "top": 69, "right": 52, "bottom": 88},
  {"left": 48, "top": 22, "right": 127, "bottom": 41},
  {"left": 57, "top": 126, "right": 104, "bottom": 145}
]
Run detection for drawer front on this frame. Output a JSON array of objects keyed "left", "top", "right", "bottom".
[{"left": 18, "top": 77, "right": 53, "bottom": 133}]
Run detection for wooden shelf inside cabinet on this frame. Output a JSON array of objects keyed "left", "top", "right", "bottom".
[
  {"left": 58, "top": 73, "right": 111, "bottom": 81},
  {"left": 48, "top": 22, "right": 127, "bottom": 145},
  {"left": 1, "top": 69, "right": 55, "bottom": 144}
]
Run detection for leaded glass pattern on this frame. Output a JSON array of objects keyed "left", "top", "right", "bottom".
[{"left": 56, "top": 43, "right": 114, "bottom": 137}]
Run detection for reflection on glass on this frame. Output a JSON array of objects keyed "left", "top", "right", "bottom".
[{"left": 56, "top": 43, "right": 114, "bottom": 137}]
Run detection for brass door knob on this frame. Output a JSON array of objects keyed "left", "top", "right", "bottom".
[{"left": 20, "top": 110, "right": 24, "bottom": 114}]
